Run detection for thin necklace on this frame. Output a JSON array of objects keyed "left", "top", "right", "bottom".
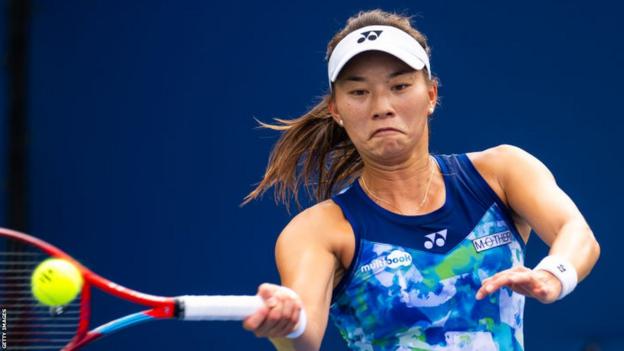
[{"left": 360, "top": 156, "right": 436, "bottom": 215}]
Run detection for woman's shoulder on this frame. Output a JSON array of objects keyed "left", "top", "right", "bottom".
[
  {"left": 465, "top": 144, "right": 525, "bottom": 163},
  {"left": 463, "top": 144, "right": 533, "bottom": 206},
  {"left": 464, "top": 144, "right": 552, "bottom": 212},
  {"left": 465, "top": 144, "right": 543, "bottom": 178},
  {"left": 285, "top": 200, "right": 350, "bottom": 234},
  {"left": 278, "top": 200, "right": 353, "bottom": 250}
]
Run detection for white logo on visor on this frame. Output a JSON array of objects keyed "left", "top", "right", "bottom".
[{"left": 357, "top": 30, "right": 383, "bottom": 43}]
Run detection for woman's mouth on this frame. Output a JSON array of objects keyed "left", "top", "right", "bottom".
[{"left": 370, "top": 128, "right": 402, "bottom": 138}]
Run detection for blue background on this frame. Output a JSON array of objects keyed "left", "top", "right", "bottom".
[
  {"left": 0, "top": 0, "right": 7, "bottom": 226},
  {"left": 1, "top": 0, "right": 622, "bottom": 350}
]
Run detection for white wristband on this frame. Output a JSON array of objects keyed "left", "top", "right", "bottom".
[
  {"left": 286, "top": 307, "right": 307, "bottom": 339},
  {"left": 533, "top": 255, "right": 578, "bottom": 300}
]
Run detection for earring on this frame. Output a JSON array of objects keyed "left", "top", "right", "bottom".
[
  {"left": 429, "top": 107, "right": 435, "bottom": 114},
  {"left": 338, "top": 120, "right": 344, "bottom": 126}
]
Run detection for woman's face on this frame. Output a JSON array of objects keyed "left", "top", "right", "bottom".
[{"left": 329, "top": 51, "right": 437, "bottom": 165}]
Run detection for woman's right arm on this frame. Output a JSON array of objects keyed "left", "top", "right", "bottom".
[{"left": 243, "top": 201, "right": 350, "bottom": 351}]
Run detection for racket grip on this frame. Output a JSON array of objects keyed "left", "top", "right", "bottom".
[{"left": 177, "top": 295, "right": 264, "bottom": 320}]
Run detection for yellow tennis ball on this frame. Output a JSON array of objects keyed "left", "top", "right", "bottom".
[{"left": 31, "top": 258, "right": 83, "bottom": 306}]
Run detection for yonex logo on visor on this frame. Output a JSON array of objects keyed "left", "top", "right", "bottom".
[
  {"left": 328, "top": 25, "right": 432, "bottom": 87},
  {"left": 357, "top": 30, "right": 383, "bottom": 43}
]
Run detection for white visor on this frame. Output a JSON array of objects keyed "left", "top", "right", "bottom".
[{"left": 327, "top": 25, "right": 431, "bottom": 87}]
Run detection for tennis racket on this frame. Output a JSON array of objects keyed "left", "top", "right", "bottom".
[{"left": 0, "top": 227, "right": 267, "bottom": 350}]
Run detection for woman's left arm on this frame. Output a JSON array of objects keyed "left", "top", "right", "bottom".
[{"left": 475, "top": 144, "right": 600, "bottom": 303}]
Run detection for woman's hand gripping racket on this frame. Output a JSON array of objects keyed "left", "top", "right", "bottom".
[{"left": 0, "top": 228, "right": 306, "bottom": 350}]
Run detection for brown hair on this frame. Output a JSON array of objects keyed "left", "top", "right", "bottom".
[{"left": 243, "top": 9, "right": 436, "bottom": 209}]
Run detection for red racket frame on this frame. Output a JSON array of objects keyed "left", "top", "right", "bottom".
[{"left": 0, "top": 227, "right": 178, "bottom": 350}]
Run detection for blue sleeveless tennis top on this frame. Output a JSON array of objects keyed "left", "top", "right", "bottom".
[{"left": 329, "top": 153, "right": 526, "bottom": 351}]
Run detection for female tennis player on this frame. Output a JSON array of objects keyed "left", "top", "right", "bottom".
[{"left": 242, "top": 9, "right": 600, "bottom": 351}]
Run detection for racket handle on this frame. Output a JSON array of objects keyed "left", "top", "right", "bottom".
[
  {"left": 177, "top": 295, "right": 264, "bottom": 320},
  {"left": 177, "top": 294, "right": 307, "bottom": 339}
]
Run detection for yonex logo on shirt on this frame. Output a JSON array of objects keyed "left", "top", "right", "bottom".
[
  {"left": 360, "top": 250, "right": 412, "bottom": 273},
  {"left": 424, "top": 229, "right": 448, "bottom": 250},
  {"left": 472, "top": 231, "right": 512, "bottom": 252},
  {"left": 357, "top": 30, "right": 383, "bottom": 43}
]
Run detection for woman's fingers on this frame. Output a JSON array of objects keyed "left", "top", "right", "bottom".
[
  {"left": 255, "top": 297, "right": 285, "bottom": 336},
  {"left": 244, "top": 283, "right": 304, "bottom": 338},
  {"left": 477, "top": 268, "right": 533, "bottom": 299},
  {"left": 243, "top": 305, "right": 269, "bottom": 332},
  {"left": 258, "top": 283, "right": 280, "bottom": 300},
  {"left": 477, "top": 267, "right": 561, "bottom": 303},
  {"left": 272, "top": 293, "right": 299, "bottom": 335}
]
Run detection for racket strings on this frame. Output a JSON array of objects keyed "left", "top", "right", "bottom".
[{"left": 1, "top": 239, "right": 81, "bottom": 350}]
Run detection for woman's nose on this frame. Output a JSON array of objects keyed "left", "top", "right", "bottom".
[{"left": 371, "top": 94, "right": 395, "bottom": 119}]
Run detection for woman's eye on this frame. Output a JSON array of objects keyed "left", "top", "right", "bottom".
[
  {"left": 349, "top": 89, "right": 367, "bottom": 96},
  {"left": 393, "top": 83, "right": 411, "bottom": 91}
]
